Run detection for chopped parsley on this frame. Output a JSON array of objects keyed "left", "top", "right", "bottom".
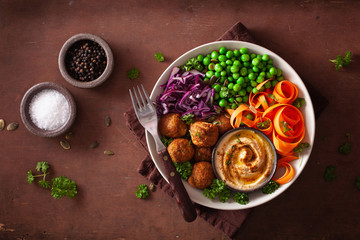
[
  {"left": 292, "top": 98, "right": 306, "bottom": 108},
  {"left": 127, "top": 68, "right": 140, "bottom": 80},
  {"left": 329, "top": 51, "right": 352, "bottom": 71},
  {"left": 324, "top": 165, "right": 337, "bottom": 181},
  {"left": 294, "top": 142, "right": 310, "bottom": 154},
  {"left": 256, "top": 119, "right": 271, "bottom": 129},
  {"left": 181, "top": 114, "right": 195, "bottom": 125},
  {"left": 154, "top": 53, "right": 165, "bottom": 62}
]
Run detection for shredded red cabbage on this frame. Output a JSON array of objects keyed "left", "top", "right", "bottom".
[{"left": 156, "top": 67, "right": 220, "bottom": 119}]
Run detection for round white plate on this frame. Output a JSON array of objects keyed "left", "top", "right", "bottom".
[{"left": 146, "top": 41, "right": 315, "bottom": 210}]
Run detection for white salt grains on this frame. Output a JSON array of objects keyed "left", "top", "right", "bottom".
[{"left": 29, "top": 89, "right": 70, "bottom": 130}]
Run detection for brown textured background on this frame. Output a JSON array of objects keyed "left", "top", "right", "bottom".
[{"left": 1, "top": 0, "right": 359, "bottom": 239}]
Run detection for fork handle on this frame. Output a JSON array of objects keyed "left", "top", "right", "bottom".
[{"left": 158, "top": 149, "right": 197, "bottom": 222}]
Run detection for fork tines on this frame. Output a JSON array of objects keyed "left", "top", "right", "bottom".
[{"left": 129, "top": 84, "right": 153, "bottom": 112}]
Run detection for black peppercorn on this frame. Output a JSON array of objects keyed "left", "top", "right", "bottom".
[{"left": 65, "top": 40, "right": 107, "bottom": 82}]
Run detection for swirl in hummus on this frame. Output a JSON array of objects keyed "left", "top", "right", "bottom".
[{"left": 213, "top": 128, "right": 276, "bottom": 191}]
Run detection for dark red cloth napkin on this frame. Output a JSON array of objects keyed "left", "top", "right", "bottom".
[{"left": 124, "top": 22, "right": 328, "bottom": 239}]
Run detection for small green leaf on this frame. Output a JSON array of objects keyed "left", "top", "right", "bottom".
[
  {"left": 38, "top": 180, "right": 51, "bottom": 189},
  {"left": 154, "top": 53, "right": 165, "bottom": 62},
  {"left": 27, "top": 170, "right": 34, "bottom": 184},
  {"left": 51, "top": 176, "right": 78, "bottom": 199},
  {"left": 36, "top": 161, "right": 49, "bottom": 173},
  {"left": 324, "top": 165, "right": 337, "bottom": 181},
  {"left": 127, "top": 68, "right": 140, "bottom": 80},
  {"left": 135, "top": 184, "right": 149, "bottom": 199}
]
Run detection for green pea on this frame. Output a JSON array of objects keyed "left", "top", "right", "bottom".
[
  {"left": 211, "top": 51, "right": 219, "bottom": 60},
  {"left": 235, "top": 97, "right": 242, "bottom": 103},
  {"left": 233, "top": 60, "right": 241, "bottom": 66},
  {"left": 228, "top": 76, "right": 234, "bottom": 82},
  {"left": 230, "top": 65, "right": 239, "bottom": 73},
  {"left": 219, "top": 91, "right": 227, "bottom": 99},
  {"left": 256, "top": 77, "right": 264, "bottom": 84},
  {"left": 232, "top": 72, "right": 240, "bottom": 80},
  {"left": 214, "top": 92, "right": 220, "bottom": 100},
  {"left": 243, "top": 62, "right": 250, "bottom": 67},
  {"left": 240, "top": 47, "right": 248, "bottom": 54},
  {"left": 250, "top": 80, "right": 257, "bottom": 87},
  {"left": 218, "top": 55, "right": 227, "bottom": 62},
  {"left": 246, "top": 113, "right": 254, "bottom": 120},
  {"left": 266, "top": 72, "right": 273, "bottom": 78},
  {"left": 214, "top": 63, "right": 223, "bottom": 72},
  {"left": 252, "top": 88, "right": 259, "bottom": 94},
  {"left": 233, "top": 83, "right": 241, "bottom": 92},
  {"left": 277, "top": 76, "right": 284, "bottom": 81},
  {"left": 228, "top": 83, "right": 234, "bottom": 90},
  {"left": 268, "top": 59, "right": 273, "bottom": 65},
  {"left": 276, "top": 68, "right": 282, "bottom": 76},
  {"left": 226, "top": 59, "right": 233, "bottom": 65},
  {"left": 208, "top": 63, "right": 215, "bottom": 70},
  {"left": 250, "top": 53, "right": 256, "bottom": 59},
  {"left": 269, "top": 67, "right": 277, "bottom": 76},
  {"left": 219, "top": 47, "right": 227, "bottom": 55},
  {"left": 239, "top": 89, "right": 247, "bottom": 96},
  {"left": 265, "top": 81, "right": 272, "bottom": 89},
  {"left": 226, "top": 50, "right": 234, "bottom": 59},
  {"left": 259, "top": 71, "right": 266, "bottom": 77},
  {"left": 252, "top": 66, "right": 260, "bottom": 72},
  {"left": 240, "top": 67, "right": 248, "bottom": 76},
  {"left": 220, "top": 70, "right": 227, "bottom": 76},
  {"left": 252, "top": 58, "right": 260, "bottom": 66},
  {"left": 214, "top": 71, "right": 221, "bottom": 77},
  {"left": 271, "top": 80, "right": 279, "bottom": 87},
  {"left": 197, "top": 54, "right": 204, "bottom": 62},
  {"left": 220, "top": 61, "right": 227, "bottom": 68},
  {"left": 241, "top": 54, "right": 250, "bottom": 62},
  {"left": 218, "top": 99, "right": 228, "bottom": 107},
  {"left": 248, "top": 72, "right": 256, "bottom": 80},
  {"left": 228, "top": 97, "right": 235, "bottom": 103},
  {"left": 242, "top": 95, "right": 249, "bottom": 103},
  {"left": 262, "top": 54, "right": 270, "bottom": 61},
  {"left": 203, "top": 57, "right": 211, "bottom": 66},
  {"left": 231, "top": 103, "right": 237, "bottom": 109},
  {"left": 213, "top": 84, "right": 221, "bottom": 92},
  {"left": 246, "top": 86, "right": 253, "bottom": 93},
  {"left": 237, "top": 77, "right": 245, "bottom": 85},
  {"left": 205, "top": 70, "right": 214, "bottom": 78},
  {"left": 233, "top": 49, "right": 240, "bottom": 57}
]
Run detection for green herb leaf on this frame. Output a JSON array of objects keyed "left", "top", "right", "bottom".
[
  {"left": 173, "top": 161, "right": 192, "bottom": 180},
  {"left": 329, "top": 51, "right": 352, "bottom": 71},
  {"left": 218, "top": 188, "right": 231, "bottom": 203},
  {"left": 280, "top": 121, "right": 293, "bottom": 134},
  {"left": 181, "top": 114, "right": 195, "bottom": 125},
  {"left": 161, "top": 136, "right": 173, "bottom": 147},
  {"left": 338, "top": 141, "right": 351, "bottom": 155},
  {"left": 181, "top": 57, "right": 204, "bottom": 72},
  {"left": 294, "top": 142, "right": 310, "bottom": 154},
  {"left": 51, "top": 176, "right": 78, "bottom": 199},
  {"left": 36, "top": 161, "right": 49, "bottom": 173},
  {"left": 324, "top": 166, "right": 337, "bottom": 181},
  {"left": 154, "top": 53, "right": 165, "bottom": 62},
  {"left": 38, "top": 180, "right": 51, "bottom": 189},
  {"left": 355, "top": 177, "right": 360, "bottom": 191},
  {"left": 292, "top": 98, "right": 306, "bottom": 108},
  {"left": 27, "top": 170, "right": 34, "bottom": 184},
  {"left": 256, "top": 119, "right": 271, "bottom": 129},
  {"left": 127, "top": 68, "right": 140, "bottom": 80},
  {"left": 233, "top": 192, "right": 249, "bottom": 205},
  {"left": 261, "top": 180, "right": 280, "bottom": 194},
  {"left": 135, "top": 184, "right": 149, "bottom": 199}
]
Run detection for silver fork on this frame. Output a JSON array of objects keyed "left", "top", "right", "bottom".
[{"left": 129, "top": 85, "right": 197, "bottom": 222}]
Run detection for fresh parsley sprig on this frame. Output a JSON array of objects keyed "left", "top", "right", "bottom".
[{"left": 329, "top": 51, "right": 352, "bottom": 71}]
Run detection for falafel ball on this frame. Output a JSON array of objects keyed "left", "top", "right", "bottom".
[
  {"left": 189, "top": 121, "right": 219, "bottom": 147},
  {"left": 167, "top": 138, "right": 194, "bottom": 163},
  {"left": 194, "top": 147, "right": 212, "bottom": 162},
  {"left": 188, "top": 162, "right": 215, "bottom": 190},
  {"left": 159, "top": 113, "right": 187, "bottom": 138},
  {"left": 213, "top": 113, "right": 233, "bottom": 135}
]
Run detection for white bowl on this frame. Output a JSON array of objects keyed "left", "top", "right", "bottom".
[{"left": 146, "top": 41, "right": 315, "bottom": 210}]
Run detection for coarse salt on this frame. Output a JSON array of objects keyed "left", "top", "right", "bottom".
[{"left": 29, "top": 89, "right": 70, "bottom": 130}]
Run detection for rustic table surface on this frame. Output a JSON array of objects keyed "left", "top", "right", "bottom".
[{"left": 1, "top": 1, "right": 359, "bottom": 239}]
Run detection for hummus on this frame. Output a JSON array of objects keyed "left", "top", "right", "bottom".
[{"left": 213, "top": 128, "right": 276, "bottom": 192}]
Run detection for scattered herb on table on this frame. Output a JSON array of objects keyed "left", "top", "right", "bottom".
[
  {"left": 261, "top": 180, "right": 280, "bottom": 194},
  {"left": 51, "top": 176, "right": 78, "bottom": 199},
  {"left": 355, "top": 177, "right": 360, "bottom": 191},
  {"left": 324, "top": 165, "right": 337, "bottom": 181},
  {"left": 127, "top": 68, "right": 140, "bottom": 80},
  {"left": 294, "top": 142, "right": 310, "bottom": 154},
  {"left": 329, "top": 51, "right": 352, "bottom": 71},
  {"left": 233, "top": 192, "right": 249, "bottom": 205},
  {"left": 173, "top": 161, "right": 192, "bottom": 180},
  {"left": 135, "top": 184, "right": 149, "bottom": 199},
  {"left": 27, "top": 162, "right": 78, "bottom": 199},
  {"left": 154, "top": 53, "right": 165, "bottom": 62},
  {"left": 338, "top": 132, "right": 351, "bottom": 155}
]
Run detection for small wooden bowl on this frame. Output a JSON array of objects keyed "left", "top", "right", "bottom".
[
  {"left": 58, "top": 33, "right": 114, "bottom": 88},
  {"left": 20, "top": 82, "right": 76, "bottom": 137}
]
